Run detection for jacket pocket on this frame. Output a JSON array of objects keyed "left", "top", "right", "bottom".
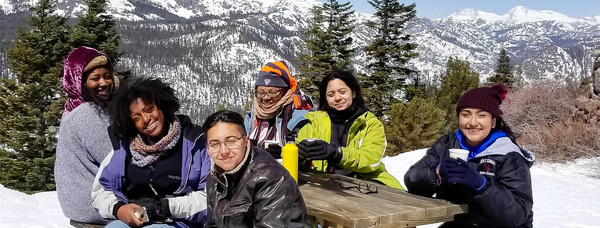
[
  {"left": 222, "top": 201, "right": 251, "bottom": 227},
  {"left": 222, "top": 199, "right": 251, "bottom": 214}
]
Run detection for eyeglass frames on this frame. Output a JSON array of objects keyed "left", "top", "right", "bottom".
[
  {"left": 338, "top": 181, "right": 378, "bottom": 194},
  {"left": 255, "top": 89, "right": 283, "bottom": 98},
  {"left": 207, "top": 136, "right": 244, "bottom": 153}
]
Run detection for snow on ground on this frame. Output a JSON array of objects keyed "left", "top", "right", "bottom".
[
  {"left": 0, "top": 184, "right": 69, "bottom": 227},
  {"left": 0, "top": 149, "right": 599, "bottom": 227}
]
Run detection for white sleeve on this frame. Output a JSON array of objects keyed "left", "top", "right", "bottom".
[
  {"left": 167, "top": 189, "right": 208, "bottom": 218},
  {"left": 91, "top": 149, "right": 120, "bottom": 219}
]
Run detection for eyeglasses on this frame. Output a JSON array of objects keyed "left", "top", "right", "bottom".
[
  {"left": 338, "top": 181, "right": 378, "bottom": 194},
  {"left": 255, "top": 89, "right": 282, "bottom": 98},
  {"left": 207, "top": 136, "right": 244, "bottom": 153}
]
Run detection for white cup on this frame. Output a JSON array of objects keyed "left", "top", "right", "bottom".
[{"left": 449, "top": 149, "right": 469, "bottom": 161}]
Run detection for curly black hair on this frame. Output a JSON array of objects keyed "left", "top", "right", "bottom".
[
  {"left": 202, "top": 110, "right": 246, "bottom": 136},
  {"left": 318, "top": 70, "right": 366, "bottom": 111},
  {"left": 109, "top": 77, "right": 180, "bottom": 140}
]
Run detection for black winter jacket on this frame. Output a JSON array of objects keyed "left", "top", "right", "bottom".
[
  {"left": 205, "top": 146, "right": 307, "bottom": 227},
  {"left": 404, "top": 133, "right": 535, "bottom": 228}
]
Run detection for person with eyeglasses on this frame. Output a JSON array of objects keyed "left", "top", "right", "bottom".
[
  {"left": 203, "top": 110, "right": 307, "bottom": 228},
  {"left": 244, "top": 61, "right": 314, "bottom": 159},
  {"left": 92, "top": 77, "right": 211, "bottom": 228},
  {"left": 295, "top": 70, "right": 403, "bottom": 189}
]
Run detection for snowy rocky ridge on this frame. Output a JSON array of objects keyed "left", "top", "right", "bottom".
[{"left": 1, "top": 1, "right": 599, "bottom": 121}]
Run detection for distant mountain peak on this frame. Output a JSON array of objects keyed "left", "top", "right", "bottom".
[
  {"left": 504, "top": 5, "right": 576, "bottom": 24},
  {"left": 445, "top": 5, "right": 583, "bottom": 25},
  {"left": 445, "top": 8, "right": 501, "bottom": 22}
]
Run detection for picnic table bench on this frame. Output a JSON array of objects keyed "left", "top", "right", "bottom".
[{"left": 298, "top": 172, "right": 467, "bottom": 228}]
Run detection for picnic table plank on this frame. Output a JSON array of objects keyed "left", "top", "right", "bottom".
[{"left": 299, "top": 172, "right": 467, "bottom": 228}]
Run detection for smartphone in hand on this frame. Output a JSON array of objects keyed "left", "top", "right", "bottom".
[{"left": 134, "top": 207, "right": 149, "bottom": 223}]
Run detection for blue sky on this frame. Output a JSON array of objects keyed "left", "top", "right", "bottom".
[{"left": 320, "top": 0, "right": 600, "bottom": 19}]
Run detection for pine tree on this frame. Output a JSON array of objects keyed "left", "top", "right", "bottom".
[
  {"left": 0, "top": 0, "right": 71, "bottom": 192},
  {"left": 323, "top": 0, "right": 355, "bottom": 69},
  {"left": 297, "top": 0, "right": 355, "bottom": 99},
  {"left": 69, "top": 0, "right": 121, "bottom": 61},
  {"left": 488, "top": 48, "right": 514, "bottom": 88},
  {"left": 404, "top": 72, "right": 437, "bottom": 102},
  {"left": 592, "top": 50, "right": 600, "bottom": 96},
  {"left": 361, "top": 0, "right": 418, "bottom": 117},
  {"left": 385, "top": 97, "right": 445, "bottom": 156},
  {"left": 436, "top": 57, "right": 480, "bottom": 133},
  {"left": 297, "top": 6, "right": 331, "bottom": 99}
]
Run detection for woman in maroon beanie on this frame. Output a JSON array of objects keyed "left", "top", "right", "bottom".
[{"left": 404, "top": 84, "right": 535, "bottom": 228}]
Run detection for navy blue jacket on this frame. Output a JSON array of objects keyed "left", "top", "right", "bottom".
[
  {"left": 92, "top": 115, "right": 211, "bottom": 227},
  {"left": 404, "top": 133, "right": 535, "bottom": 228}
]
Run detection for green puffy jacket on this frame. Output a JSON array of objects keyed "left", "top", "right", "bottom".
[{"left": 296, "top": 110, "right": 403, "bottom": 189}]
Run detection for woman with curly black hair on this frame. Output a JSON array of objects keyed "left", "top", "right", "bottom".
[{"left": 92, "top": 77, "right": 211, "bottom": 228}]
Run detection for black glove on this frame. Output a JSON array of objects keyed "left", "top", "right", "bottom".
[
  {"left": 445, "top": 158, "right": 487, "bottom": 191},
  {"left": 130, "top": 197, "right": 171, "bottom": 221},
  {"left": 297, "top": 139, "right": 343, "bottom": 164},
  {"left": 437, "top": 160, "right": 449, "bottom": 181},
  {"left": 265, "top": 143, "right": 282, "bottom": 159}
]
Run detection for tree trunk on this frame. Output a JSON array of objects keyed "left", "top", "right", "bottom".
[{"left": 593, "top": 56, "right": 600, "bottom": 96}]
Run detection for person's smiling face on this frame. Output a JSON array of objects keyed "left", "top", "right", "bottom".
[
  {"left": 129, "top": 98, "right": 166, "bottom": 141},
  {"left": 326, "top": 78, "right": 355, "bottom": 111},
  {"left": 256, "top": 86, "right": 285, "bottom": 110},
  {"left": 206, "top": 122, "right": 248, "bottom": 171},
  {"left": 458, "top": 108, "right": 496, "bottom": 146},
  {"left": 84, "top": 67, "right": 114, "bottom": 102}
]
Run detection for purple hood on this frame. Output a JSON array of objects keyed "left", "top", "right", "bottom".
[{"left": 62, "top": 46, "right": 105, "bottom": 116}]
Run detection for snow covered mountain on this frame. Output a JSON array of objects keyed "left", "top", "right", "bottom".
[
  {"left": 445, "top": 6, "right": 586, "bottom": 24},
  {"left": 1, "top": 2, "right": 599, "bottom": 121},
  {"left": 0, "top": 0, "right": 320, "bottom": 21},
  {"left": 410, "top": 8, "right": 600, "bottom": 82}
]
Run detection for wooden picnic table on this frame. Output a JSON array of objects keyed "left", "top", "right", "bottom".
[{"left": 298, "top": 172, "right": 467, "bottom": 228}]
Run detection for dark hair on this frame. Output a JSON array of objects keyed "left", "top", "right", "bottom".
[
  {"left": 109, "top": 77, "right": 180, "bottom": 140},
  {"left": 495, "top": 118, "right": 517, "bottom": 142},
  {"left": 81, "top": 63, "right": 115, "bottom": 107},
  {"left": 318, "top": 70, "right": 366, "bottom": 111},
  {"left": 202, "top": 110, "right": 246, "bottom": 135}
]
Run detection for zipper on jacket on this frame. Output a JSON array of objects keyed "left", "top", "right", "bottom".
[{"left": 174, "top": 133, "right": 204, "bottom": 195}]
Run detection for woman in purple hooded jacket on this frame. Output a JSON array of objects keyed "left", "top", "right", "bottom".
[
  {"left": 55, "top": 46, "right": 118, "bottom": 227},
  {"left": 92, "top": 77, "right": 210, "bottom": 228}
]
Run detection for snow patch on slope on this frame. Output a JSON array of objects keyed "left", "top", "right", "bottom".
[{"left": 0, "top": 0, "right": 14, "bottom": 14}]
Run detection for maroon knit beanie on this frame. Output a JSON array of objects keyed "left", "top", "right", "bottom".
[{"left": 456, "top": 83, "right": 508, "bottom": 119}]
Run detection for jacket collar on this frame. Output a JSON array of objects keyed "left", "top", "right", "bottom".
[
  {"left": 457, "top": 130, "right": 507, "bottom": 160},
  {"left": 211, "top": 145, "right": 253, "bottom": 191},
  {"left": 305, "top": 110, "right": 371, "bottom": 141},
  {"left": 455, "top": 133, "right": 536, "bottom": 166}
]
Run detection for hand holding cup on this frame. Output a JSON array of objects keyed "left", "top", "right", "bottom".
[{"left": 449, "top": 148, "right": 469, "bottom": 161}]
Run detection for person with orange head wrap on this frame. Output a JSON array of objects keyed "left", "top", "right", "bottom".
[{"left": 244, "top": 60, "right": 314, "bottom": 159}]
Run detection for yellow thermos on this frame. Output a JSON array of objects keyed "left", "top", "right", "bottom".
[{"left": 281, "top": 135, "right": 298, "bottom": 182}]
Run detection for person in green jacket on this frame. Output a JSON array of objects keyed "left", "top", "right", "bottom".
[{"left": 296, "top": 70, "right": 403, "bottom": 189}]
